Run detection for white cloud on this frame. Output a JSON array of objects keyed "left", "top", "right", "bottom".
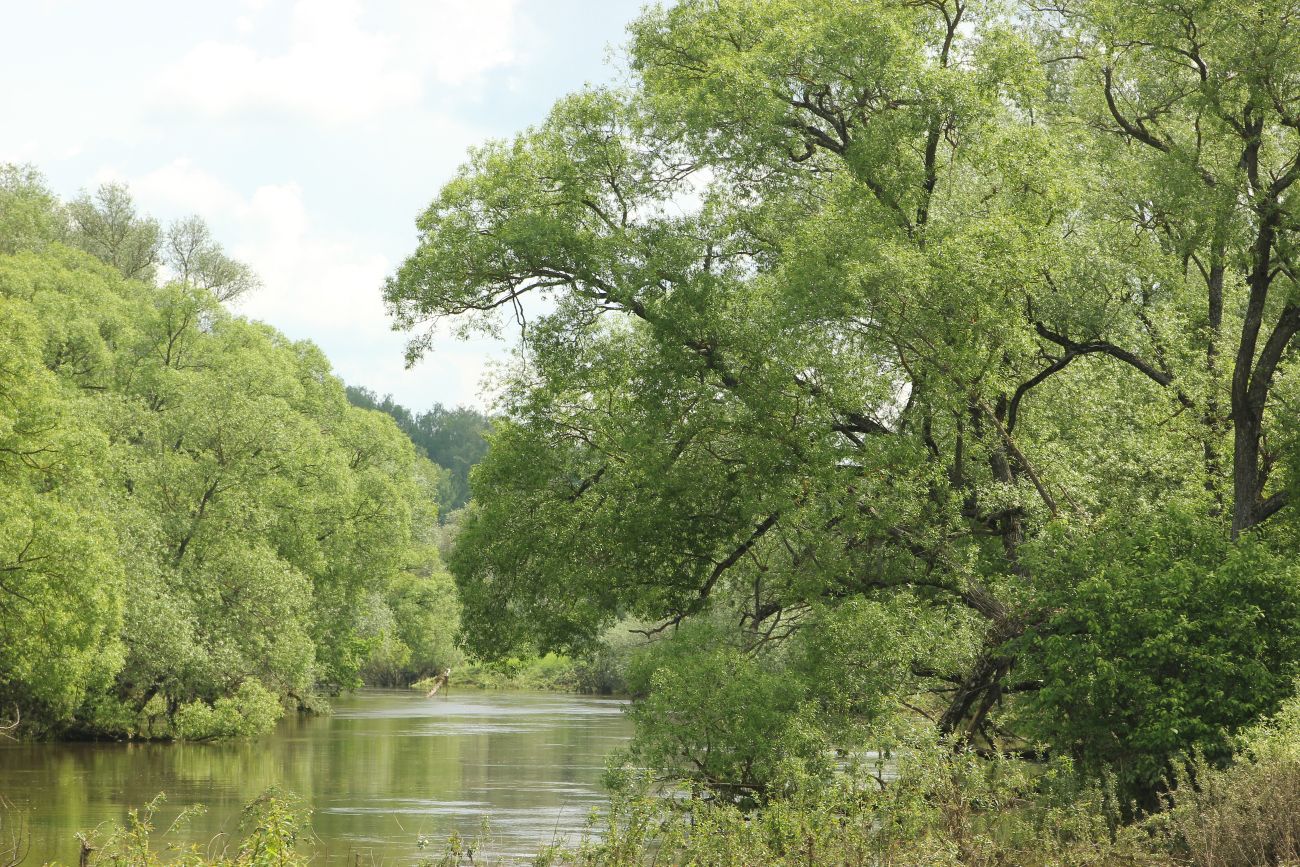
[
  {"left": 110, "top": 158, "right": 495, "bottom": 409},
  {"left": 400, "top": 0, "right": 520, "bottom": 86},
  {"left": 155, "top": 0, "right": 520, "bottom": 124},
  {"left": 112, "top": 158, "right": 247, "bottom": 216},
  {"left": 0, "top": 140, "right": 41, "bottom": 164}
]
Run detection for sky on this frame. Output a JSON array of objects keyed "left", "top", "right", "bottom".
[{"left": 0, "top": 0, "right": 648, "bottom": 410}]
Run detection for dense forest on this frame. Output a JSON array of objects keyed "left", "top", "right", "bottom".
[
  {"left": 0, "top": 168, "right": 461, "bottom": 739},
  {"left": 381, "top": 0, "right": 1300, "bottom": 841},
  {"left": 344, "top": 386, "right": 491, "bottom": 515}
]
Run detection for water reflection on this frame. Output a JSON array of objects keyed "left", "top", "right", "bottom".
[{"left": 0, "top": 689, "right": 632, "bottom": 864}]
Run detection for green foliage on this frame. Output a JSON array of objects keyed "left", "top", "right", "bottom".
[
  {"left": 0, "top": 289, "right": 124, "bottom": 728},
  {"left": 1154, "top": 693, "right": 1300, "bottom": 866},
  {"left": 417, "top": 405, "right": 491, "bottom": 511},
  {"left": 162, "top": 216, "right": 260, "bottom": 304},
  {"left": 570, "top": 625, "right": 640, "bottom": 696},
  {"left": 171, "top": 681, "right": 284, "bottom": 741},
  {"left": 617, "top": 602, "right": 972, "bottom": 800},
  {"left": 1019, "top": 511, "right": 1300, "bottom": 808},
  {"left": 415, "top": 634, "right": 635, "bottom": 695},
  {"left": 622, "top": 623, "right": 827, "bottom": 802},
  {"left": 77, "top": 788, "right": 309, "bottom": 866},
  {"left": 230, "top": 788, "right": 309, "bottom": 865},
  {"left": 65, "top": 182, "right": 160, "bottom": 282},
  {"left": 0, "top": 169, "right": 459, "bottom": 739},
  {"left": 345, "top": 385, "right": 491, "bottom": 514},
  {"left": 447, "top": 653, "right": 579, "bottom": 692},
  {"left": 0, "top": 164, "right": 64, "bottom": 254},
  {"left": 360, "top": 550, "right": 463, "bottom": 687},
  {"left": 545, "top": 738, "right": 1156, "bottom": 867},
  {"left": 385, "top": 0, "right": 1300, "bottom": 818}
]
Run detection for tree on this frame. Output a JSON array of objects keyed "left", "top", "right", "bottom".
[
  {"left": 1040, "top": 0, "right": 1300, "bottom": 538},
  {"left": 0, "top": 277, "right": 123, "bottom": 731},
  {"left": 66, "top": 183, "right": 160, "bottom": 282},
  {"left": 411, "top": 404, "right": 491, "bottom": 510},
  {"left": 385, "top": 0, "right": 1300, "bottom": 808},
  {"left": 0, "top": 164, "right": 65, "bottom": 255},
  {"left": 163, "top": 216, "right": 260, "bottom": 303},
  {"left": 0, "top": 203, "right": 452, "bottom": 737},
  {"left": 344, "top": 386, "right": 491, "bottom": 513}
]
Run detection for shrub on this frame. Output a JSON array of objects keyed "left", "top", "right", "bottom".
[
  {"left": 78, "top": 788, "right": 308, "bottom": 866},
  {"left": 620, "top": 622, "right": 829, "bottom": 802},
  {"left": 172, "top": 680, "right": 283, "bottom": 741},
  {"left": 1155, "top": 692, "right": 1300, "bottom": 866},
  {"left": 1018, "top": 511, "right": 1300, "bottom": 812},
  {"left": 554, "top": 735, "right": 1157, "bottom": 867}
]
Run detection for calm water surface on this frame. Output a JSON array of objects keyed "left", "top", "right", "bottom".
[{"left": 0, "top": 689, "right": 632, "bottom": 864}]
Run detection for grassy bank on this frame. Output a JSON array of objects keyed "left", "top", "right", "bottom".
[{"left": 42, "top": 695, "right": 1300, "bottom": 866}]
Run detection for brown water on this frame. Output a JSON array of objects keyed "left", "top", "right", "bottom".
[{"left": 0, "top": 689, "right": 633, "bottom": 865}]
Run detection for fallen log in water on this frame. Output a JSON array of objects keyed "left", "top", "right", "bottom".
[{"left": 426, "top": 668, "right": 452, "bottom": 697}]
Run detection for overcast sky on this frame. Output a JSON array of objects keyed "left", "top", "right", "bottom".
[{"left": 0, "top": 0, "right": 647, "bottom": 410}]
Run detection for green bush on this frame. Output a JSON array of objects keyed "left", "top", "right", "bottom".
[
  {"left": 172, "top": 680, "right": 283, "bottom": 741},
  {"left": 571, "top": 625, "right": 640, "bottom": 695},
  {"left": 548, "top": 734, "right": 1155, "bottom": 867},
  {"left": 572, "top": 646, "right": 628, "bottom": 696},
  {"left": 1154, "top": 692, "right": 1300, "bottom": 866},
  {"left": 449, "top": 653, "right": 581, "bottom": 691},
  {"left": 1017, "top": 510, "right": 1300, "bottom": 812},
  {"left": 620, "top": 622, "right": 829, "bottom": 802}
]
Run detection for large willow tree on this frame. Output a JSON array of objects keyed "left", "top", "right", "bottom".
[{"left": 387, "top": 0, "right": 1300, "bottom": 807}]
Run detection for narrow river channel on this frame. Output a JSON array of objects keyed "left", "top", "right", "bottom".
[{"left": 0, "top": 689, "right": 633, "bottom": 864}]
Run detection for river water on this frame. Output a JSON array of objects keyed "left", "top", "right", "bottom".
[{"left": 0, "top": 689, "right": 633, "bottom": 864}]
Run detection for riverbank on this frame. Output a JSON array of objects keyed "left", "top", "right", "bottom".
[{"left": 52, "top": 722, "right": 1300, "bottom": 867}]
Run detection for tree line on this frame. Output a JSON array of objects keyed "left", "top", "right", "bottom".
[{"left": 0, "top": 167, "right": 459, "bottom": 739}]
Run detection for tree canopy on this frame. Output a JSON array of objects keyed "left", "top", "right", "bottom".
[
  {"left": 0, "top": 169, "right": 458, "bottom": 739},
  {"left": 385, "top": 0, "right": 1300, "bottom": 808}
]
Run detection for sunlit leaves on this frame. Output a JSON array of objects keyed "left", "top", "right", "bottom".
[
  {"left": 0, "top": 235, "right": 452, "bottom": 737},
  {"left": 388, "top": 0, "right": 1300, "bottom": 807}
]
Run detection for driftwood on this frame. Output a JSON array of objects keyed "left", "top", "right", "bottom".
[
  {"left": 425, "top": 668, "right": 452, "bottom": 698},
  {"left": 0, "top": 706, "right": 18, "bottom": 741}
]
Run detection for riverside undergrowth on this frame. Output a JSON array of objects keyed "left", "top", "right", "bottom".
[{"left": 40, "top": 696, "right": 1300, "bottom": 867}]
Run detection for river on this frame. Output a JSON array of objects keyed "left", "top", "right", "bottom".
[{"left": 0, "top": 689, "right": 633, "bottom": 864}]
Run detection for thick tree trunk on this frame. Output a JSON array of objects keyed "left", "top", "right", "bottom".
[
  {"left": 1231, "top": 417, "right": 1262, "bottom": 538},
  {"left": 937, "top": 653, "right": 1011, "bottom": 740}
]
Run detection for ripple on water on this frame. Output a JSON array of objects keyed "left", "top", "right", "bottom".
[
  {"left": 2, "top": 689, "right": 634, "bottom": 864},
  {"left": 332, "top": 693, "right": 628, "bottom": 721}
]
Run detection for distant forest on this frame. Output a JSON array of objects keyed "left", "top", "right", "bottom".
[{"left": 344, "top": 386, "right": 491, "bottom": 516}]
